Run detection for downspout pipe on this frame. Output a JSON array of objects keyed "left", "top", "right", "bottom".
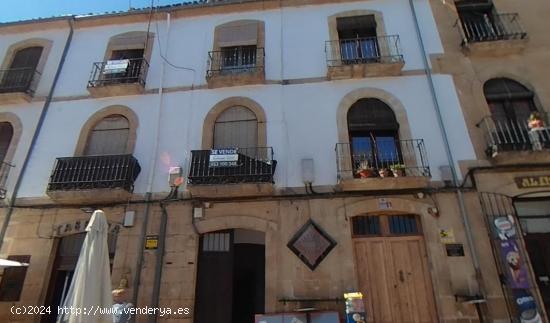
[
  {"left": 0, "top": 17, "right": 75, "bottom": 251},
  {"left": 131, "top": 11, "right": 170, "bottom": 321},
  {"left": 407, "top": 0, "right": 484, "bottom": 295}
]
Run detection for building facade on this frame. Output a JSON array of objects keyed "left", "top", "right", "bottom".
[
  {"left": 0, "top": 0, "right": 542, "bottom": 322},
  {"left": 429, "top": 0, "right": 550, "bottom": 320}
]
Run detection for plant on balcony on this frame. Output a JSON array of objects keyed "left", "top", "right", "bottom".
[
  {"left": 390, "top": 164, "right": 406, "bottom": 177},
  {"left": 356, "top": 161, "right": 377, "bottom": 179},
  {"left": 378, "top": 168, "right": 394, "bottom": 178},
  {"left": 528, "top": 112, "right": 545, "bottom": 130}
]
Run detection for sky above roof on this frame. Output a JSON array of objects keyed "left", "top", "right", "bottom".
[{"left": 0, "top": 0, "right": 191, "bottom": 23}]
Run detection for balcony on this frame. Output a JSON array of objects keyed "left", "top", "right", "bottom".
[
  {"left": 47, "top": 154, "right": 141, "bottom": 204},
  {"left": 187, "top": 147, "right": 276, "bottom": 197},
  {"left": 457, "top": 13, "right": 527, "bottom": 55},
  {"left": 206, "top": 47, "right": 265, "bottom": 88},
  {"left": 335, "top": 140, "right": 431, "bottom": 191},
  {"left": 0, "top": 68, "right": 40, "bottom": 104},
  {"left": 325, "top": 35, "right": 404, "bottom": 80},
  {"left": 0, "top": 161, "right": 14, "bottom": 199},
  {"left": 477, "top": 115, "right": 550, "bottom": 163},
  {"left": 87, "top": 58, "right": 149, "bottom": 98}
]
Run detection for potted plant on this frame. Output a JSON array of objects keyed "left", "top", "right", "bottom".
[
  {"left": 528, "top": 112, "right": 545, "bottom": 130},
  {"left": 356, "top": 162, "right": 377, "bottom": 178},
  {"left": 378, "top": 168, "right": 394, "bottom": 178},
  {"left": 390, "top": 164, "right": 406, "bottom": 177}
]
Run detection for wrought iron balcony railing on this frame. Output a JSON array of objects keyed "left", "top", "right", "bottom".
[
  {"left": 47, "top": 154, "right": 141, "bottom": 192},
  {"left": 457, "top": 13, "right": 527, "bottom": 44},
  {"left": 335, "top": 139, "right": 430, "bottom": 180},
  {"left": 207, "top": 47, "right": 265, "bottom": 77},
  {"left": 0, "top": 161, "right": 15, "bottom": 199},
  {"left": 188, "top": 147, "right": 276, "bottom": 185},
  {"left": 87, "top": 58, "right": 149, "bottom": 88},
  {"left": 477, "top": 114, "right": 550, "bottom": 157},
  {"left": 0, "top": 68, "right": 40, "bottom": 94},
  {"left": 325, "top": 35, "right": 403, "bottom": 67}
]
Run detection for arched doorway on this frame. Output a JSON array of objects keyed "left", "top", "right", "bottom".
[
  {"left": 42, "top": 230, "right": 117, "bottom": 323},
  {"left": 194, "top": 228, "right": 265, "bottom": 323},
  {"left": 351, "top": 213, "right": 437, "bottom": 322}
]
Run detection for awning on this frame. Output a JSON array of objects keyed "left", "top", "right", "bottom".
[{"left": 0, "top": 259, "right": 29, "bottom": 268}]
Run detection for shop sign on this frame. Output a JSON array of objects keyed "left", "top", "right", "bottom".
[
  {"left": 209, "top": 148, "right": 239, "bottom": 167},
  {"left": 439, "top": 228, "right": 455, "bottom": 244},
  {"left": 55, "top": 220, "right": 120, "bottom": 237},
  {"left": 103, "top": 59, "right": 129, "bottom": 74},
  {"left": 445, "top": 243, "right": 465, "bottom": 257},
  {"left": 515, "top": 175, "right": 550, "bottom": 189},
  {"left": 145, "top": 235, "right": 159, "bottom": 250}
]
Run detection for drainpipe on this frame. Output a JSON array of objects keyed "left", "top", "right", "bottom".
[
  {"left": 0, "top": 17, "right": 75, "bottom": 251},
  {"left": 131, "top": 11, "right": 170, "bottom": 322},
  {"left": 407, "top": 0, "right": 485, "bottom": 302}
]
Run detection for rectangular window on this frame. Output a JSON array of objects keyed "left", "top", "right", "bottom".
[
  {"left": 352, "top": 216, "right": 381, "bottom": 236},
  {"left": 0, "top": 255, "right": 30, "bottom": 301},
  {"left": 337, "top": 15, "right": 379, "bottom": 63},
  {"left": 388, "top": 215, "right": 419, "bottom": 235}
]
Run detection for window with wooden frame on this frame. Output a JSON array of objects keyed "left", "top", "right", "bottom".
[
  {"left": 0, "top": 122, "right": 14, "bottom": 163},
  {"left": 84, "top": 114, "right": 129, "bottom": 156},
  {"left": 352, "top": 214, "right": 421, "bottom": 237}
]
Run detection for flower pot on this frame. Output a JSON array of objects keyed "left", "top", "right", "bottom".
[
  {"left": 392, "top": 169, "right": 406, "bottom": 177},
  {"left": 529, "top": 119, "right": 544, "bottom": 129},
  {"left": 357, "top": 169, "right": 376, "bottom": 178},
  {"left": 379, "top": 169, "right": 394, "bottom": 178}
]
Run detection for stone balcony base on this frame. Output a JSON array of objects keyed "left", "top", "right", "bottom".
[
  {"left": 207, "top": 70, "right": 265, "bottom": 89},
  {"left": 188, "top": 183, "right": 274, "bottom": 198},
  {"left": 337, "top": 176, "right": 430, "bottom": 192},
  {"left": 328, "top": 61, "right": 404, "bottom": 80},
  {"left": 46, "top": 188, "right": 133, "bottom": 205},
  {"left": 87, "top": 83, "right": 145, "bottom": 98},
  {"left": 462, "top": 39, "right": 527, "bottom": 56},
  {"left": 0, "top": 91, "right": 32, "bottom": 104}
]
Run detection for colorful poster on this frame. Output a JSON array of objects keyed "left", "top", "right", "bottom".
[
  {"left": 344, "top": 292, "right": 366, "bottom": 323},
  {"left": 500, "top": 240, "right": 530, "bottom": 289},
  {"left": 513, "top": 290, "right": 543, "bottom": 323},
  {"left": 493, "top": 215, "right": 517, "bottom": 240}
]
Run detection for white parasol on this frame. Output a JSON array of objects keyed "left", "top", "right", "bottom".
[
  {"left": 57, "top": 210, "right": 113, "bottom": 323},
  {"left": 0, "top": 258, "right": 29, "bottom": 267}
]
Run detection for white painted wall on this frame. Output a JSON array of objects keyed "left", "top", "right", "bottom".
[
  {"left": 17, "top": 75, "right": 476, "bottom": 197},
  {"left": 50, "top": 0, "right": 445, "bottom": 97},
  {"left": 0, "top": 103, "right": 43, "bottom": 200},
  {"left": 0, "top": 27, "right": 70, "bottom": 97},
  {"left": 1, "top": 0, "right": 475, "bottom": 199}
]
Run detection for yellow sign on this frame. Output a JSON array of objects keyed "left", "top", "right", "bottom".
[
  {"left": 145, "top": 235, "right": 159, "bottom": 250},
  {"left": 515, "top": 175, "right": 550, "bottom": 189},
  {"left": 439, "top": 228, "right": 455, "bottom": 244}
]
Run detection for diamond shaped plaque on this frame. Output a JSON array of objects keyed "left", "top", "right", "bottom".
[{"left": 287, "top": 219, "right": 337, "bottom": 270}]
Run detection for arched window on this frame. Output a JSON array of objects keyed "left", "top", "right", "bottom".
[
  {"left": 2, "top": 46, "right": 43, "bottom": 93},
  {"left": 0, "top": 122, "right": 14, "bottom": 163},
  {"left": 347, "top": 98, "right": 400, "bottom": 173},
  {"left": 84, "top": 115, "right": 129, "bottom": 156},
  {"left": 213, "top": 106, "right": 258, "bottom": 149},
  {"left": 484, "top": 78, "right": 536, "bottom": 124}
]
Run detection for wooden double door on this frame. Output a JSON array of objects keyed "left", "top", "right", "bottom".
[{"left": 352, "top": 215, "right": 437, "bottom": 323}]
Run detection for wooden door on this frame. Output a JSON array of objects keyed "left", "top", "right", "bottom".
[
  {"left": 352, "top": 215, "right": 437, "bottom": 323},
  {"left": 194, "top": 231, "right": 234, "bottom": 323}
]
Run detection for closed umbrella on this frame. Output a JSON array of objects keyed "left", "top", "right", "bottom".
[
  {"left": 0, "top": 259, "right": 29, "bottom": 267},
  {"left": 57, "top": 210, "right": 113, "bottom": 323}
]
